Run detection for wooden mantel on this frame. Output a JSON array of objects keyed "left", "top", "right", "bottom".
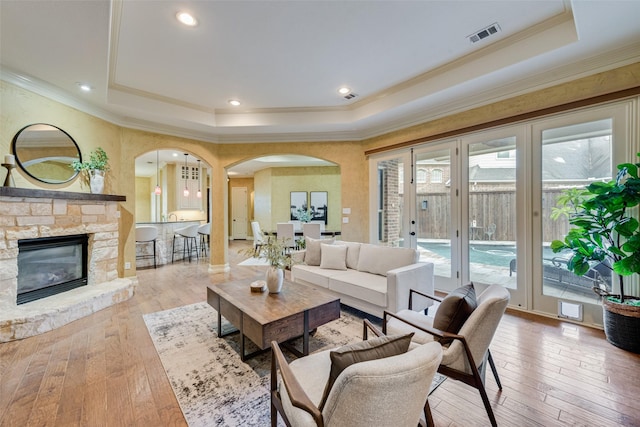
[{"left": 0, "top": 187, "right": 126, "bottom": 202}]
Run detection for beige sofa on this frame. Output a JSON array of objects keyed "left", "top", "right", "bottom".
[{"left": 291, "top": 239, "right": 434, "bottom": 318}]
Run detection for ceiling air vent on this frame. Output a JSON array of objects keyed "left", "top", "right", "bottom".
[
  {"left": 343, "top": 93, "right": 358, "bottom": 100},
  {"left": 468, "top": 23, "right": 501, "bottom": 43}
]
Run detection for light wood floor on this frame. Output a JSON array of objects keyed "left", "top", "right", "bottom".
[{"left": 1, "top": 240, "right": 639, "bottom": 427}]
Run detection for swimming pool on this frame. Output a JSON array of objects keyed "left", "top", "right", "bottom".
[{"left": 418, "top": 242, "right": 559, "bottom": 268}]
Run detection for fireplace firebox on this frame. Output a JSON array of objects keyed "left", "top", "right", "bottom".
[{"left": 17, "top": 234, "right": 89, "bottom": 305}]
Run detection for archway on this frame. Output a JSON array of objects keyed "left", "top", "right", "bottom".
[{"left": 133, "top": 149, "right": 212, "bottom": 268}]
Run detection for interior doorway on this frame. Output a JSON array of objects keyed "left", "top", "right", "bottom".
[{"left": 232, "top": 186, "right": 248, "bottom": 239}]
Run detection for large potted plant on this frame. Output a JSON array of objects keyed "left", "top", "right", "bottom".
[
  {"left": 242, "top": 233, "right": 295, "bottom": 293},
  {"left": 71, "top": 147, "right": 110, "bottom": 194},
  {"left": 551, "top": 155, "right": 640, "bottom": 353}
]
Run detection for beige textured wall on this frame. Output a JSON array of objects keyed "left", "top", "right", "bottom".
[
  {"left": 268, "top": 166, "right": 341, "bottom": 231},
  {"left": 135, "top": 176, "right": 151, "bottom": 222},
  {"left": 253, "top": 169, "right": 272, "bottom": 231},
  {"left": 0, "top": 81, "right": 122, "bottom": 194},
  {"left": 365, "top": 62, "right": 640, "bottom": 152}
]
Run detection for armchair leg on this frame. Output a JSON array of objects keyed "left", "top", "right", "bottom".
[
  {"left": 477, "top": 380, "right": 498, "bottom": 427},
  {"left": 271, "top": 398, "right": 278, "bottom": 427},
  {"left": 423, "top": 399, "right": 434, "bottom": 427},
  {"left": 487, "top": 349, "right": 502, "bottom": 389},
  {"left": 470, "top": 363, "right": 498, "bottom": 427}
]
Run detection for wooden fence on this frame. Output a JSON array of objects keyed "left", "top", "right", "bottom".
[{"left": 407, "top": 189, "right": 570, "bottom": 241}]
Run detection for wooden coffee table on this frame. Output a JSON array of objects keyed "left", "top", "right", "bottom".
[{"left": 207, "top": 278, "right": 340, "bottom": 360}]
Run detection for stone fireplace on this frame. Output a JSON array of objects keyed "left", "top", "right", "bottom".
[
  {"left": 0, "top": 187, "right": 136, "bottom": 342},
  {"left": 17, "top": 233, "right": 89, "bottom": 304}
]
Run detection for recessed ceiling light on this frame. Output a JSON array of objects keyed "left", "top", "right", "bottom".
[
  {"left": 228, "top": 99, "right": 241, "bottom": 106},
  {"left": 338, "top": 86, "right": 351, "bottom": 95},
  {"left": 77, "top": 83, "right": 92, "bottom": 92},
  {"left": 172, "top": 153, "right": 178, "bottom": 157},
  {"left": 176, "top": 11, "right": 197, "bottom": 27}
]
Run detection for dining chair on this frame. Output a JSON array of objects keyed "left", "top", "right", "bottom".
[
  {"left": 277, "top": 222, "right": 297, "bottom": 252},
  {"left": 251, "top": 221, "right": 266, "bottom": 255},
  {"left": 309, "top": 220, "right": 325, "bottom": 232},
  {"left": 302, "top": 222, "right": 321, "bottom": 239}
]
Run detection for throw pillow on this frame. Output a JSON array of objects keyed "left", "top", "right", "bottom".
[
  {"left": 304, "top": 237, "right": 334, "bottom": 266},
  {"left": 318, "top": 333, "right": 414, "bottom": 410},
  {"left": 343, "top": 241, "right": 361, "bottom": 269},
  {"left": 319, "top": 244, "right": 347, "bottom": 270},
  {"left": 433, "top": 283, "right": 477, "bottom": 342}
]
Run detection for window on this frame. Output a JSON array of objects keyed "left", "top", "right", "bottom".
[
  {"left": 416, "top": 169, "right": 427, "bottom": 183},
  {"left": 431, "top": 169, "right": 443, "bottom": 183},
  {"left": 496, "top": 150, "right": 515, "bottom": 159}
]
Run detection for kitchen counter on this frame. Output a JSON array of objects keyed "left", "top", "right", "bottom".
[{"left": 135, "top": 220, "right": 203, "bottom": 267}]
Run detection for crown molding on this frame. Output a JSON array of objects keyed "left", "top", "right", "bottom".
[
  {"left": 358, "top": 43, "right": 640, "bottom": 141},
  {"left": 3, "top": 40, "right": 639, "bottom": 145}
]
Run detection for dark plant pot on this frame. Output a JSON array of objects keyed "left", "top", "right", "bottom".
[{"left": 603, "top": 297, "right": 640, "bottom": 354}]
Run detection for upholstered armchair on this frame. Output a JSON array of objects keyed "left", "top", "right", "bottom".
[
  {"left": 270, "top": 336, "right": 443, "bottom": 427},
  {"left": 383, "top": 284, "right": 510, "bottom": 427}
]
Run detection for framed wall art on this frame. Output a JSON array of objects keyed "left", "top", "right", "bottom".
[
  {"left": 310, "top": 191, "right": 328, "bottom": 224},
  {"left": 290, "top": 191, "right": 308, "bottom": 220}
]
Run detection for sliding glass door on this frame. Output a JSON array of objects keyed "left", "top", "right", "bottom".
[
  {"left": 369, "top": 100, "right": 635, "bottom": 324},
  {"left": 531, "top": 103, "right": 632, "bottom": 325},
  {"left": 411, "top": 143, "right": 459, "bottom": 291}
]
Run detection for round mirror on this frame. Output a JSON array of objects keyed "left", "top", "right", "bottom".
[{"left": 12, "top": 123, "right": 82, "bottom": 184}]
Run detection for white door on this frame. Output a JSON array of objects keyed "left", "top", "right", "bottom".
[
  {"left": 232, "top": 187, "right": 248, "bottom": 239},
  {"left": 411, "top": 142, "right": 460, "bottom": 291},
  {"left": 531, "top": 104, "right": 631, "bottom": 326}
]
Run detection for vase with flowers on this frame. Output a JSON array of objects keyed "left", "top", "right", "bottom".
[{"left": 242, "top": 233, "right": 296, "bottom": 293}]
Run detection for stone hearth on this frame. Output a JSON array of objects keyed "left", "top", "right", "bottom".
[{"left": 0, "top": 188, "right": 136, "bottom": 342}]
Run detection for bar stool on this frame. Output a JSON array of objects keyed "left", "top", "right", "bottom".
[
  {"left": 197, "top": 223, "right": 211, "bottom": 256},
  {"left": 172, "top": 224, "right": 199, "bottom": 263},
  {"left": 135, "top": 226, "right": 158, "bottom": 269}
]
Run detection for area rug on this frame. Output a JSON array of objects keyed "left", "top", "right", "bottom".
[
  {"left": 143, "top": 302, "right": 446, "bottom": 427},
  {"left": 237, "top": 256, "right": 270, "bottom": 266}
]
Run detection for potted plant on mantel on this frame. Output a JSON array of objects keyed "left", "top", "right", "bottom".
[
  {"left": 242, "top": 233, "right": 295, "bottom": 293},
  {"left": 551, "top": 155, "right": 640, "bottom": 353},
  {"left": 71, "top": 147, "right": 110, "bottom": 194}
]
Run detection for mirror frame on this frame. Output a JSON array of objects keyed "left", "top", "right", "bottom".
[{"left": 11, "top": 123, "right": 82, "bottom": 184}]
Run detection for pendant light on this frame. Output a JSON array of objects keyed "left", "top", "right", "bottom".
[
  {"left": 154, "top": 150, "right": 162, "bottom": 195},
  {"left": 196, "top": 159, "right": 202, "bottom": 198},
  {"left": 183, "top": 153, "right": 189, "bottom": 197}
]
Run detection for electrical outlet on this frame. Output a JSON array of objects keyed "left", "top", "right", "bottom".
[{"left": 125, "top": 262, "right": 131, "bottom": 270}]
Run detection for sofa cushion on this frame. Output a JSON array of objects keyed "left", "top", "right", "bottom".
[
  {"left": 318, "top": 333, "right": 414, "bottom": 410},
  {"left": 291, "top": 264, "right": 345, "bottom": 289},
  {"left": 356, "top": 244, "right": 419, "bottom": 277},
  {"left": 433, "top": 283, "right": 477, "bottom": 342},
  {"left": 329, "top": 270, "right": 388, "bottom": 307},
  {"left": 343, "top": 241, "right": 361, "bottom": 270},
  {"left": 320, "top": 244, "right": 347, "bottom": 270},
  {"left": 304, "top": 237, "right": 334, "bottom": 266}
]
